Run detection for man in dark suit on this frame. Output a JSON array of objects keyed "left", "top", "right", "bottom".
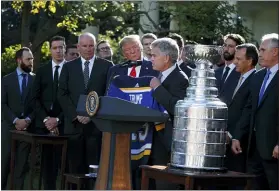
[
  {"left": 106, "top": 34, "right": 158, "bottom": 190},
  {"left": 225, "top": 43, "right": 258, "bottom": 175},
  {"left": 1, "top": 47, "right": 35, "bottom": 189},
  {"left": 32, "top": 36, "right": 66, "bottom": 189},
  {"left": 107, "top": 35, "right": 158, "bottom": 85},
  {"left": 58, "top": 33, "right": 113, "bottom": 177},
  {"left": 168, "top": 33, "right": 195, "bottom": 78},
  {"left": 149, "top": 37, "right": 189, "bottom": 189},
  {"left": 232, "top": 33, "right": 279, "bottom": 190},
  {"left": 215, "top": 34, "right": 245, "bottom": 106}
]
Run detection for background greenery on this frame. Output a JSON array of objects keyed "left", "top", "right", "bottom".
[{"left": 1, "top": 1, "right": 252, "bottom": 76}]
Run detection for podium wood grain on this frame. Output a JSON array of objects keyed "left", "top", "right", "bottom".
[{"left": 95, "top": 132, "right": 132, "bottom": 190}]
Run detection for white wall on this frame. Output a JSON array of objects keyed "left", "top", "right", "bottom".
[{"left": 237, "top": 1, "right": 279, "bottom": 43}]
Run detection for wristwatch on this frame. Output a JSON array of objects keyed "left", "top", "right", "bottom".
[{"left": 56, "top": 118, "right": 60, "bottom": 124}]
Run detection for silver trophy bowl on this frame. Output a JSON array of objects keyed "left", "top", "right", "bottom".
[{"left": 170, "top": 45, "right": 228, "bottom": 172}]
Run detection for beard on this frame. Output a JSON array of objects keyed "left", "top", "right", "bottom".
[
  {"left": 223, "top": 52, "right": 235, "bottom": 61},
  {"left": 20, "top": 63, "right": 32, "bottom": 73}
]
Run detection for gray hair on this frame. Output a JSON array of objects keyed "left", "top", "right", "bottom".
[
  {"left": 261, "top": 33, "right": 278, "bottom": 49},
  {"left": 151, "top": 38, "right": 179, "bottom": 64},
  {"left": 119, "top": 35, "right": 143, "bottom": 50},
  {"left": 78, "top": 32, "right": 96, "bottom": 44}
]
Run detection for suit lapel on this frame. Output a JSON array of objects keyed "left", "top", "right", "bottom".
[
  {"left": 258, "top": 70, "right": 278, "bottom": 107},
  {"left": 87, "top": 57, "right": 101, "bottom": 92},
  {"left": 75, "top": 57, "right": 86, "bottom": 90},
  {"left": 12, "top": 71, "right": 21, "bottom": 102},
  {"left": 139, "top": 60, "right": 152, "bottom": 77},
  {"left": 220, "top": 68, "right": 240, "bottom": 94},
  {"left": 229, "top": 70, "right": 255, "bottom": 106},
  {"left": 162, "top": 66, "right": 178, "bottom": 86}
]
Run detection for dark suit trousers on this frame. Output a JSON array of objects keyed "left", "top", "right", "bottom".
[
  {"left": 67, "top": 126, "right": 102, "bottom": 174},
  {"left": 1, "top": 122, "right": 30, "bottom": 190},
  {"left": 247, "top": 133, "right": 279, "bottom": 190}
]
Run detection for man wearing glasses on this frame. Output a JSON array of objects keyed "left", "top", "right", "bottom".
[
  {"left": 65, "top": 44, "right": 79, "bottom": 62},
  {"left": 96, "top": 40, "right": 113, "bottom": 61}
]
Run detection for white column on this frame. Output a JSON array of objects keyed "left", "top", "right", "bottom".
[
  {"left": 138, "top": 1, "right": 159, "bottom": 36},
  {"left": 82, "top": 24, "right": 100, "bottom": 39}
]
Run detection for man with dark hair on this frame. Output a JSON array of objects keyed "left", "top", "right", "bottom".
[
  {"left": 168, "top": 33, "right": 194, "bottom": 78},
  {"left": 2, "top": 47, "right": 35, "bottom": 189},
  {"left": 32, "top": 35, "right": 66, "bottom": 189},
  {"left": 226, "top": 43, "right": 258, "bottom": 176},
  {"left": 232, "top": 33, "right": 279, "bottom": 190},
  {"left": 65, "top": 44, "right": 79, "bottom": 62},
  {"left": 96, "top": 40, "right": 113, "bottom": 61},
  {"left": 141, "top": 33, "right": 157, "bottom": 61},
  {"left": 215, "top": 33, "right": 245, "bottom": 106}
]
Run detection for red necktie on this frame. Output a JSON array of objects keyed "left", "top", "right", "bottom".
[{"left": 129, "top": 66, "right": 136, "bottom": 77}]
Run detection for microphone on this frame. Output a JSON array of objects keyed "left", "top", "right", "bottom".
[
  {"left": 120, "top": 60, "right": 142, "bottom": 68},
  {"left": 105, "top": 69, "right": 119, "bottom": 96}
]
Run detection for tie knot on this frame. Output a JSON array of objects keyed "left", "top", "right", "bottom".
[
  {"left": 225, "top": 66, "right": 230, "bottom": 71},
  {"left": 21, "top": 73, "right": 27, "bottom": 78},
  {"left": 158, "top": 73, "right": 163, "bottom": 80},
  {"left": 55, "top": 65, "right": 60, "bottom": 69},
  {"left": 266, "top": 69, "right": 271, "bottom": 76},
  {"left": 84, "top": 61, "right": 90, "bottom": 66}
]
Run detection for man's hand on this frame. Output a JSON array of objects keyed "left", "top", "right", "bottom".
[
  {"left": 272, "top": 145, "right": 279, "bottom": 159},
  {"left": 44, "top": 117, "right": 58, "bottom": 131},
  {"left": 77, "top": 116, "right": 91, "bottom": 124},
  {"left": 150, "top": 77, "right": 161, "bottom": 89},
  {"left": 231, "top": 139, "right": 242, "bottom": 154},
  {"left": 15, "top": 119, "right": 28, "bottom": 131}
]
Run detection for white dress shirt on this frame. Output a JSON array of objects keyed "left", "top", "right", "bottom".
[
  {"left": 160, "top": 64, "right": 176, "bottom": 83},
  {"left": 128, "top": 65, "right": 141, "bottom": 77},
  {"left": 222, "top": 63, "right": 236, "bottom": 82},
  {"left": 259, "top": 64, "right": 279, "bottom": 92},
  {"left": 52, "top": 60, "right": 65, "bottom": 79},
  {"left": 81, "top": 56, "right": 95, "bottom": 76},
  {"left": 176, "top": 59, "right": 183, "bottom": 67}
]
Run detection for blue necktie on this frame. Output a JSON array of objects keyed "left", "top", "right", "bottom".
[
  {"left": 258, "top": 69, "right": 271, "bottom": 106},
  {"left": 21, "top": 73, "right": 27, "bottom": 102}
]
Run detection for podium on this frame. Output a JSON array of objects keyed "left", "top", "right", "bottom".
[{"left": 77, "top": 95, "right": 169, "bottom": 190}]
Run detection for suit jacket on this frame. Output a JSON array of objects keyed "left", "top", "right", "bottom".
[
  {"left": 178, "top": 61, "right": 194, "bottom": 79},
  {"left": 32, "top": 62, "right": 64, "bottom": 133},
  {"left": 151, "top": 66, "right": 189, "bottom": 164},
  {"left": 215, "top": 66, "right": 240, "bottom": 106},
  {"left": 227, "top": 70, "right": 256, "bottom": 136},
  {"left": 1, "top": 70, "right": 35, "bottom": 131},
  {"left": 234, "top": 68, "right": 279, "bottom": 160},
  {"left": 106, "top": 59, "right": 159, "bottom": 88},
  {"left": 58, "top": 57, "right": 113, "bottom": 134}
]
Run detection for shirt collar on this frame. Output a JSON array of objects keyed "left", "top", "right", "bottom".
[
  {"left": 226, "top": 63, "right": 236, "bottom": 70},
  {"left": 177, "top": 59, "right": 183, "bottom": 66},
  {"left": 16, "top": 67, "right": 28, "bottom": 76},
  {"left": 81, "top": 56, "right": 95, "bottom": 64},
  {"left": 52, "top": 59, "right": 65, "bottom": 69},
  {"left": 162, "top": 64, "right": 176, "bottom": 78},
  {"left": 268, "top": 64, "right": 279, "bottom": 74},
  {"left": 242, "top": 68, "right": 256, "bottom": 79}
]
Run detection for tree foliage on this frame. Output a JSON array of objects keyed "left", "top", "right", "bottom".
[{"left": 160, "top": 1, "right": 253, "bottom": 43}]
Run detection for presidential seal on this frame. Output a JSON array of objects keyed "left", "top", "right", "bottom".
[{"left": 86, "top": 91, "right": 99, "bottom": 117}]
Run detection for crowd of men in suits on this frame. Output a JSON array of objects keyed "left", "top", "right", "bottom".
[{"left": 1, "top": 31, "right": 278, "bottom": 190}]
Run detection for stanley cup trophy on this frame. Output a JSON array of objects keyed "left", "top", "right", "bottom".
[{"left": 170, "top": 45, "right": 228, "bottom": 172}]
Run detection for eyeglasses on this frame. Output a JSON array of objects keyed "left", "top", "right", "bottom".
[
  {"left": 98, "top": 47, "right": 111, "bottom": 52},
  {"left": 69, "top": 52, "right": 79, "bottom": 57}
]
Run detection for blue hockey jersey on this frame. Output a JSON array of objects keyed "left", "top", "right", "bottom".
[{"left": 106, "top": 75, "right": 166, "bottom": 169}]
